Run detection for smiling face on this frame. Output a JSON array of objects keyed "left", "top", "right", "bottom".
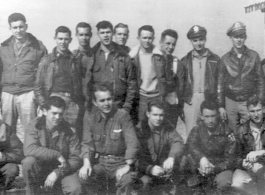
[
  {"left": 10, "top": 20, "right": 28, "bottom": 41},
  {"left": 54, "top": 32, "right": 72, "bottom": 53},
  {"left": 76, "top": 27, "right": 92, "bottom": 47},
  {"left": 190, "top": 36, "right": 206, "bottom": 52},
  {"left": 160, "top": 35, "right": 177, "bottom": 55},
  {"left": 44, "top": 106, "right": 64, "bottom": 129},
  {"left": 138, "top": 30, "right": 154, "bottom": 50},
  {"left": 93, "top": 90, "right": 113, "bottom": 115},
  {"left": 114, "top": 27, "right": 129, "bottom": 46},
  {"left": 97, "top": 28, "right": 113, "bottom": 46},
  {"left": 230, "top": 34, "right": 246, "bottom": 50},
  {"left": 248, "top": 103, "right": 264, "bottom": 125},
  {"left": 147, "top": 106, "right": 164, "bottom": 128}
]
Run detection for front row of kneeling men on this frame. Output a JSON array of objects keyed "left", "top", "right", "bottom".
[{"left": 1, "top": 83, "right": 265, "bottom": 195}]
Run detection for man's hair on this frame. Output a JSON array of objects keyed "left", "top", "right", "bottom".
[
  {"left": 75, "top": 22, "right": 92, "bottom": 33},
  {"left": 200, "top": 100, "right": 218, "bottom": 113},
  {"left": 96, "top": 21, "right": 113, "bottom": 31},
  {"left": 8, "top": 13, "right": 26, "bottom": 25},
  {"left": 147, "top": 99, "right": 166, "bottom": 113},
  {"left": 247, "top": 95, "right": 263, "bottom": 108},
  {"left": 92, "top": 83, "right": 113, "bottom": 101},
  {"left": 114, "top": 23, "right": 129, "bottom": 34},
  {"left": 55, "top": 26, "right": 71, "bottom": 37},
  {"left": 43, "top": 96, "right": 66, "bottom": 111},
  {"left": 161, "top": 29, "right": 178, "bottom": 41},
  {"left": 138, "top": 25, "right": 155, "bottom": 37}
]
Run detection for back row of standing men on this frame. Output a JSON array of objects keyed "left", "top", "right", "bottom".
[{"left": 0, "top": 12, "right": 264, "bottom": 194}]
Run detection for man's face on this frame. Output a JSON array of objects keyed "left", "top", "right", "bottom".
[
  {"left": 97, "top": 28, "right": 113, "bottom": 46},
  {"left": 190, "top": 36, "right": 206, "bottom": 52},
  {"left": 147, "top": 106, "right": 164, "bottom": 128},
  {"left": 10, "top": 20, "right": 28, "bottom": 41},
  {"left": 114, "top": 27, "right": 129, "bottom": 46},
  {"left": 248, "top": 103, "right": 264, "bottom": 125},
  {"left": 44, "top": 106, "right": 64, "bottom": 129},
  {"left": 93, "top": 90, "right": 113, "bottom": 114},
  {"left": 201, "top": 108, "right": 218, "bottom": 130},
  {"left": 138, "top": 30, "right": 154, "bottom": 50},
  {"left": 54, "top": 32, "right": 72, "bottom": 52},
  {"left": 160, "top": 35, "right": 177, "bottom": 55},
  {"left": 230, "top": 34, "right": 246, "bottom": 49},
  {"left": 76, "top": 27, "right": 92, "bottom": 47}
]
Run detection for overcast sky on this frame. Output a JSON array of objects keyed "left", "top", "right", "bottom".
[{"left": 0, "top": 0, "right": 264, "bottom": 58}]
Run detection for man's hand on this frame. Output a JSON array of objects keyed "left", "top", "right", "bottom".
[
  {"left": 218, "top": 107, "right": 227, "bottom": 121},
  {"left": 79, "top": 165, "right": 92, "bottom": 180},
  {"left": 116, "top": 164, "right": 130, "bottom": 181},
  {"left": 242, "top": 159, "right": 253, "bottom": 170},
  {"left": 57, "top": 155, "right": 67, "bottom": 168},
  {"left": 44, "top": 172, "right": 58, "bottom": 190},
  {"left": 150, "top": 165, "right": 165, "bottom": 177},
  {"left": 163, "top": 157, "right": 174, "bottom": 172},
  {"left": 246, "top": 151, "right": 265, "bottom": 163},
  {"left": 199, "top": 157, "right": 214, "bottom": 176}
]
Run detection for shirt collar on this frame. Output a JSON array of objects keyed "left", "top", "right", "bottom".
[
  {"left": 95, "top": 106, "right": 118, "bottom": 123},
  {"left": 54, "top": 47, "right": 71, "bottom": 59},
  {"left": 192, "top": 49, "right": 208, "bottom": 59},
  {"left": 100, "top": 42, "right": 114, "bottom": 54}
]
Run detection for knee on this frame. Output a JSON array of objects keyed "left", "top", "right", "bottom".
[
  {"left": 22, "top": 156, "right": 37, "bottom": 171},
  {"left": 215, "top": 170, "right": 233, "bottom": 190},
  {"left": 66, "top": 183, "right": 82, "bottom": 195}
]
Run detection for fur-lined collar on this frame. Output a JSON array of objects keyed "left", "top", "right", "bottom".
[{"left": 129, "top": 44, "right": 162, "bottom": 59}]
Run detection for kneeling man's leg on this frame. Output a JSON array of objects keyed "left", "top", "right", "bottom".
[
  {"left": 61, "top": 172, "right": 83, "bottom": 195},
  {"left": 231, "top": 169, "right": 257, "bottom": 195}
]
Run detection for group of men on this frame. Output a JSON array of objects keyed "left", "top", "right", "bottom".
[{"left": 0, "top": 11, "right": 265, "bottom": 195}]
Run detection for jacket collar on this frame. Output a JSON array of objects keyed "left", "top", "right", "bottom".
[
  {"left": 91, "top": 42, "right": 127, "bottom": 59},
  {"left": 50, "top": 47, "right": 73, "bottom": 62},
  {"left": 1, "top": 33, "right": 40, "bottom": 50},
  {"left": 242, "top": 119, "right": 265, "bottom": 135},
  {"left": 94, "top": 105, "right": 118, "bottom": 123},
  {"left": 228, "top": 45, "right": 251, "bottom": 58},
  {"left": 129, "top": 44, "right": 162, "bottom": 59},
  {"left": 186, "top": 48, "right": 214, "bottom": 60}
]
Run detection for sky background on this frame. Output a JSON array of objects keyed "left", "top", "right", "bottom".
[{"left": 0, "top": 0, "right": 264, "bottom": 58}]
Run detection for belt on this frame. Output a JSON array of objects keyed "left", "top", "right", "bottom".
[
  {"left": 51, "top": 92, "right": 72, "bottom": 98},
  {"left": 99, "top": 155, "right": 124, "bottom": 160}
]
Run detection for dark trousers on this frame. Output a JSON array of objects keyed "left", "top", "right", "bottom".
[
  {"left": 0, "top": 163, "right": 19, "bottom": 193},
  {"left": 22, "top": 156, "right": 82, "bottom": 195},
  {"left": 80, "top": 156, "right": 136, "bottom": 195}
]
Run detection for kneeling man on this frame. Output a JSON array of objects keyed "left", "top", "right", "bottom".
[
  {"left": 232, "top": 95, "right": 265, "bottom": 195},
  {"left": 186, "top": 100, "right": 236, "bottom": 194},
  {"left": 79, "top": 84, "right": 139, "bottom": 194},
  {"left": 22, "top": 96, "right": 82, "bottom": 195},
  {"left": 136, "top": 100, "right": 184, "bottom": 194}
]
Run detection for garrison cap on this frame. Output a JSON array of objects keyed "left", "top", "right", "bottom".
[
  {"left": 187, "top": 25, "right": 207, "bottom": 39},
  {"left": 227, "top": 22, "right": 246, "bottom": 37},
  {"left": 8, "top": 13, "right": 26, "bottom": 24}
]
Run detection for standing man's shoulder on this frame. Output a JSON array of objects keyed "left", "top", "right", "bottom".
[{"left": 207, "top": 49, "right": 220, "bottom": 61}]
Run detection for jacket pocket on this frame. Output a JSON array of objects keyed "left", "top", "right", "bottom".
[{"left": 110, "top": 130, "right": 122, "bottom": 140}]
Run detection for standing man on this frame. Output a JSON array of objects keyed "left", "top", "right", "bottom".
[
  {"left": 159, "top": 29, "right": 185, "bottom": 126},
  {"left": 181, "top": 25, "right": 222, "bottom": 137},
  {"left": 85, "top": 21, "right": 136, "bottom": 115},
  {"left": 114, "top": 23, "right": 130, "bottom": 53},
  {"left": 232, "top": 95, "right": 265, "bottom": 195},
  {"left": 0, "top": 13, "right": 47, "bottom": 142},
  {"left": 79, "top": 84, "right": 139, "bottom": 194},
  {"left": 35, "top": 26, "right": 84, "bottom": 139},
  {"left": 72, "top": 22, "right": 93, "bottom": 138},
  {"left": 186, "top": 100, "right": 236, "bottom": 194},
  {"left": 136, "top": 100, "right": 184, "bottom": 194},
  {"left": 220, "top": 22, "right": 265, "bottom": 132},
  {"left": 129, "top": 25, "right": 168, "bottom": 122},
  {"left": 22, "top": 96, "right": 82, "bottom": 195}
]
